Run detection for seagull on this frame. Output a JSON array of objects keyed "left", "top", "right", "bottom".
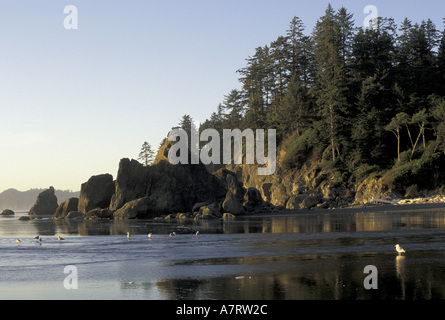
[
  {"left": 127, "top": 232, "right": 130, "bottom": 240},
  {"left": 395, "top": 244, "right": 406, "bottom": 254},
  {"left": 34, "top": 236, "right": 40, "bottom": 241},
  {"left": 16, "top": 238, "right": 21, "bottom": 243},
  {"left": 148, "top": 233, "right": 152, "bottom": 239},
  {"left": 196, "top": 231, "right": 200, "bottom": 237},
  {"left": 58, "top": 235, "right": 65, "bottom": 241},
  {"left": 169, "top": 232, "right": 176, "bottom": 238}
]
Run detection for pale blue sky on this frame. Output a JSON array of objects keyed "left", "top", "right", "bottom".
[{"left": 0, "top": 0, "right": 443, "bottom": 192}]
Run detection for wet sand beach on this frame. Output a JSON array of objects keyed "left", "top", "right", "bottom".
[{"left": 1, "top": 203, "right": 445, "bottom": 300}]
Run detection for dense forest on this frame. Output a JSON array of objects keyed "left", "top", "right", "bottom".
[{"left": 180, "top": 5, "right": 445, "bottom": 194}]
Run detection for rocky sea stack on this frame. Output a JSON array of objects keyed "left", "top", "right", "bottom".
[{"left": 29, "top": 186, "right": 58, "bottom": 216}]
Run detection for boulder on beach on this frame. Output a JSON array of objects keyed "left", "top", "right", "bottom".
[
  {"left": 113, "top": 196, "right": 150, "bottom": 220},
  {"left": 1, "top": 209, "right": 15, "bottom": 216},
  {"left": 65, "top": 211, "right": 85, "bottom": 220},
  {"left": 29, "top": 187, "right": 58, "bottom": 216},
  {"left": 85, "top": 208, "right": 113, "bottom": 220}
]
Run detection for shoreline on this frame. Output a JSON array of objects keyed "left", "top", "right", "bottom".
[
  {"left": 6, "top": 199, "right": 445, "bottom": 222},
  {"left": 240, "top": 201, "right": 445, "bottom": 219}
]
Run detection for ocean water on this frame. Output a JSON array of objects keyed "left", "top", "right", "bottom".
[{"left": 1, "top": 206, "right": 445, "bottom": 300}]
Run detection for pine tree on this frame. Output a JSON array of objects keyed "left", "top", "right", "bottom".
[
  {"left": 286, "top": 17, "right": 314, "bottom": 89},
  {"left": 311, "top": 4, "right": 350, "bottom": 161},
  {"left": 278, "top": 71, "right": 310, "bottom": 137},
  {"left": 138, "top": 142, "right": 155, "bottom": 166},
  {"left": 222, "top": 89, "right": 245, "bottom": 129}
]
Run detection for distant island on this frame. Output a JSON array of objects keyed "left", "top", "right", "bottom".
[{"left": 0, "top": 188, "right": 79, "bottom": 212}]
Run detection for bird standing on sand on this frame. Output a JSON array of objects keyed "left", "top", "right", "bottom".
[{"left": 395, "top": 244, "right": 406, "bottom": 254}]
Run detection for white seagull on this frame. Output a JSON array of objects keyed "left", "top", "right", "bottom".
[
  {"left": 148, "top": 233, "right": 152, "bottom": 239},
  {"left": 16, "top": 238, "right": 21, "bottom": 243},
  {"left": 169, "top": 232, "right": 176, "bottom": 238},
  {"left": 196, "top": 231, "right": 200, "bottom": 237},
  {"left": 58, "top": 235, "right": 65, "bottom": 241},
  {"left": 127, "top": 232, "right": 130, "bottom": 240},
  {"left": 395, "top": 244, "right": 406, "bottom": 254}
]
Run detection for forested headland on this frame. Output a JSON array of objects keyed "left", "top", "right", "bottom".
[{"left": 185, "top": 4, "right": 445, "bottom": 202}]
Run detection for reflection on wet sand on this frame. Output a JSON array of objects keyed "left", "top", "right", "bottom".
[
  {"left": 120, "top": 252, "right": 445, "bottom": 300},
  {"left": 2, "top": 208, "right": 445, "bottom": 300},
  {"left": 4, "top": 209, "right": 445, "bottom": 237}
]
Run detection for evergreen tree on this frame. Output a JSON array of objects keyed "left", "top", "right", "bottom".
[
  {"left": 138, "top": 141, "right": 155, "bottom": 166},
  {"left": 286, "top": 16, "right": 314, "bottom": 89},
  {"left": 311, "top": 4, "right": 350, "bottom": 161},
  {"left": 277, "top": 71, "right": 310, "bottom": 137},
  {"left": 222, "top": 89, "right": 245, "bottom": 129}
]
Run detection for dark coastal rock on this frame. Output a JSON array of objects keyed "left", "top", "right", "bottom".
[
  {"left": 199, "top": 202, "right": 222, "bottom": 219},
  {"left": 223, "top": 213, "right": 236, "bottom": 220},
  {"left": 29, "top": 187, "right": 58, "bottom": 216},
  {"left": 78, "top": 174, "right": 115, "bottom": 213},
  {"left": 109, "top": 150, "right": 227, "bottom": 217},
  {"left": 1, "top": 209, "right": 15, "bottom": 215},
  {"left": 300, "top": 192, "right": 323, "bottom": 209},
  {"left": 192, "top": 201, "right": 211, "bottom": 214},
  {"left": 285, "top": 194, "right": 307, "bottom": 210},
  {"left": 85, "top": 208, "right": 112, "bottom": 220},
  {"left": 65, "top": 211, "right": 85, "bottom": 220},
  {"left": 109, "top": 159, "right": 149, "bottom": 211},
  {"left": 53, "top": 197, "right": 79, "bottom": 219},
  {"left": 113, "top": 197, "right": 150, "bottom": 220},
  {"left": 222, "top": 173, "right": 245, "bottom": 215},
  {"left": 244, "top": 187, "right": 263, "bottom": 207}
]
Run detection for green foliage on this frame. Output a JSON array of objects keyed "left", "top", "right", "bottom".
[
  {"left": 282, "top": 128, "right": 321, "bottom": 170},
  {"left": 138, "top": 141, "right": 155, "bottom": 166},
  {"left": 197, "top": 5, "right": 445, "bottom": 190},
  {"left": 382, "top": 143, "right": 444, "bottom": 191}
]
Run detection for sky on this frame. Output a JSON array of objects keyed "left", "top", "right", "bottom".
[{"left": 0, "top": 0, "right": 443, "bottom": 192}]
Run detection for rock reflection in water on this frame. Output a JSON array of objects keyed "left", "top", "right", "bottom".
[
  {"left": 3, "top": 208, "right": 445, "bottom": 300},
  {"left": 6, "top": 209, "right": 445, "bottom": 237}
]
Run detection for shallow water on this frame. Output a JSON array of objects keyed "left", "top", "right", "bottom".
[{"left": 1, "top": 207, "right": 445, "bottom": 300}]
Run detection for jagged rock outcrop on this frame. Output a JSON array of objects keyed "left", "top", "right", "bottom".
[
  {"left": 222, "top": 173, "right": 245, "bottom": 215},
  {"left": 29, "top": 187, "right": 58, "bottom": 216},
  {"left": 53, "top": 197, "right": 79, "bottom": 219},
  {"left": 109, "top": 155, "right": 227, "bottom": 219},
  {"left": 78, "top": 174, "right": 115, "bottom": 213}
]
